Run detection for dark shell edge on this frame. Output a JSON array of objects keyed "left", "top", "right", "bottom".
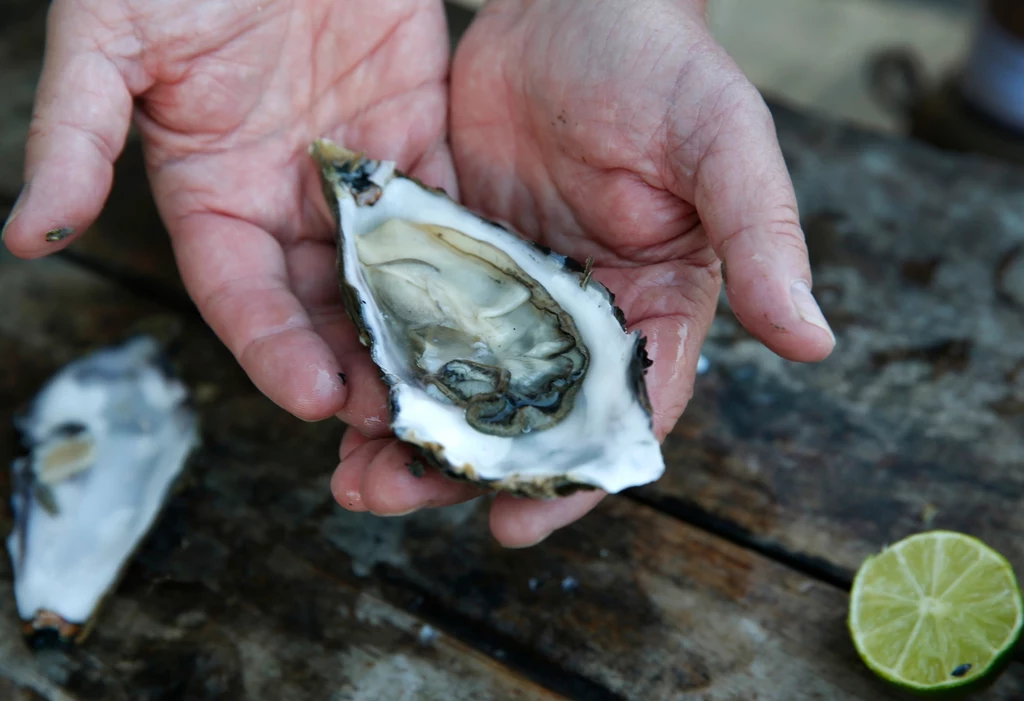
[
  {"left": 313, "top": 140, "right": 657, "bottom": 491},
  {"left": 388, "top": 392, "right": 594, "bottom": 499}
]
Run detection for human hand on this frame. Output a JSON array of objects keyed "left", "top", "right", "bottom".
[
  {"left": 2, "top": 0, "right": 454, "bottom": 437},
  {"left": 335, "top": 0, "right": 836, "bottom": 547}
]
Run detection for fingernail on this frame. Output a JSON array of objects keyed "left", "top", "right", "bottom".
[
  {"left": 790, "top": 280, "right": 835, "bottom": 342},
  {"left": 503, "top": 530, "right": 552, "bottom": 549},
  {"left": 1, "top": 185, "right": 28, "bottom": 241}
]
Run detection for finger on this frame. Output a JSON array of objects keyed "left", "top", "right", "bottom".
[
  {"left": 2, "top": 5, "right": 133, "bottom": 257},
  {"left": 331, "top": 429, "right": 389, "bottom": 512},
  {"left": 284, "top": 239, "right": 391, "bottom": 436},
  {"left": 489, "top": 489, "right": 606, "bottom": 548},
  {"left": 335, "top": 429, "right": 481, "bottom": 516},
  {"left": 631, "top": 316, "right": 707, "bottom": 440},
  {"left": 360, "top": 440, "right": 482, "bottom": 516},
  {"left": 331, "top": 460, "right": 369, "bottom": 512},
  {"left": 687, "top": 73, "right": 836, "bottom": 363},
  {"left": 592, "top": 262, "right": 719, "bottom": 437},
  {"left": 171, "top": 213, "right": 349, "bottom": 422}
]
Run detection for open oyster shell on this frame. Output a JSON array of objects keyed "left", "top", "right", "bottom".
[
  {"left": 311, "top": 139, "right": 664, "bottom": 498},
  {"left": 6, "top": 335, "right": 200, "bottom": 646}
]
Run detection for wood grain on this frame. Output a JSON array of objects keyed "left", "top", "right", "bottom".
[
  {"left": 3, "top": 255, "right": 1024, "bottom": 700},
  {"left": 23, "top": 60, "right": 1024, "bottom": 608},
  {"left": 640, "top": 102, "right": 1024, "bottom": 585},
  {"left": 4, "top": 1, "right": 1024, "bottom": 697},
  {"left": 0, "top": 257, "right": 560, "bottom": 701}
]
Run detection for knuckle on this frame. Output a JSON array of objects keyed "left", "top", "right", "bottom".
[{"left": 716, "top": 210, "right": 806, "bottom": 260}]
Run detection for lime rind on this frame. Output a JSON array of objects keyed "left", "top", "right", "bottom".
[{"left": 849, "top": 530, "right": 1024, "bottom": 694}]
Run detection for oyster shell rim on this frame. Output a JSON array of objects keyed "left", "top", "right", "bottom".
[{"left": 311, "top": 138, "right": 660, "bottom": 498}]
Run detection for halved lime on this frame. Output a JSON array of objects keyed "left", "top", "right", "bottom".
[{"left": 849, "top": 530, "right": 1024, "bottom": 695}]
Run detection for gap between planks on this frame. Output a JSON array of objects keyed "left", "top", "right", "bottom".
[{"left": 625, "top": 491, "right": 853, "bottom": 591}]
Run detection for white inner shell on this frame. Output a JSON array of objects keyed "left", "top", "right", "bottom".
[
  {"left": 7, "top": 337, "right": 199, "bottom": 624},
  {"left": 338, "top": 172, "right": 665, "bottom": 493}
]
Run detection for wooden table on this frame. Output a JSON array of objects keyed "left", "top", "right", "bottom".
[{"left": 3, "top": 3, "right": 1024, "bottom": 700}]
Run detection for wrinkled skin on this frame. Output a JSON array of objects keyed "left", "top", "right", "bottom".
[
  {"left": 4, "top": 0, "right": 451, "bottom": 427},
  {"left": 3, "top": 0, "right": 834, "bottom": 548},
  {"left": 337, "top": 0, "right": 835, "bottom": 546}
]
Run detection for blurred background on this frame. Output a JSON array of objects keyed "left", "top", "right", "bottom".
[
  {"left": 0, "top": 0, "right": 1003, "bottom": 201},
  {"left": 447, "top": 0, "right": 978, "bottom": 136}
]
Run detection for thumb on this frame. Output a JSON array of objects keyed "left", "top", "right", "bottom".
[
  {"left": 2, "top": 2, "right": 133, "bottom": 259},
  {"left": 691, "top": 77, "right": 835, "bottom": 363}
]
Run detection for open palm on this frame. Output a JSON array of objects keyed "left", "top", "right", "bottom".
[
  {"left": 3, "top": 0, "right": 453, "bottom": 435},
  {"left": 336, "top": 0, "right": 836, "bottom": 546}
]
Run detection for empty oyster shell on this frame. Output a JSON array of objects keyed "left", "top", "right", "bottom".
[
  {"left": 311, "top": 139, "right": 664, "bottom": 498},
  {"left": 6, "top": 335, "right": 200, "bottom": 646}
]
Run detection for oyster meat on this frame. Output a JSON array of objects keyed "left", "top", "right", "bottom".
[
  {"left": 6, "top": 335, "right": 200, "bottom": 646},
  {"left": 311, "top": 139, "right": 664, "bottom": 498}
]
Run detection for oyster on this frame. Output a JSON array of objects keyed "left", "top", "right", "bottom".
[
  {"left": 311, "top": 138, "right": 663, "bottom": 497},
  {"left": 6, "top": 335, "right": 200, "bottom": 646},
  {"left": 311, "top": 139, "right": 664, "bottom": 498}
]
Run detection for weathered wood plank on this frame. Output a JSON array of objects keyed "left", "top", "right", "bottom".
[
  {"left": 4, "top": 255, "right": 1024, "bottom": 701},
  {"left": 10, "top": 2, "right": 1024, "bottom": 617},
  {"left": 0, "top": 257, "right": 562, "bottom": 701},
  {"left": 11, "top": 0, "right": 1024, "bottom": 588},
  {"left": 6, "top": 1, "right": 1024, "bottom": 696},
  {"left": 640, "top": 101, "right": 1024, "bottom": 583},
  {"left": 0, "top": 567, "right": 561, "bottom": 701}
]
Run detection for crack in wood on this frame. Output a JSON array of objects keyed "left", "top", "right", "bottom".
[
  {"left": 625, "top": 491, "right": 854, "bottom": 591},
  {"left": 374, "top": 565, "right": 626, "bottom": 701}
]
